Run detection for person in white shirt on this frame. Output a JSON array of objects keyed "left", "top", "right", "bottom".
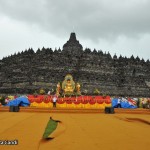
[
  {"left": 52, "top": 95, "right": 57, "bottom": 107},
  {"left": 117, "top": 97, "right": 122, "bottom": 108},
  {"left": 47, "top": 90, "right": 51, "bottom": 95}
]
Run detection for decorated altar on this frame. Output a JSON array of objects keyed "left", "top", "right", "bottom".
[
  {"left": 28, "top": 95, "right": 111, "bottom": 109},
  {"left": 28, "top": 74, "right": 111, "bottom": 108}
]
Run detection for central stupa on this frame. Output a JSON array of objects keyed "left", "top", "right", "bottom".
[{"left": 63, "top": 32, "right": 83, "bottom": 55}]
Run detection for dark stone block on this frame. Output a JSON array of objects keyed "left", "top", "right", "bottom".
[
  {"left": 105, "top": 107, "right": 115, "bottom": 114},
  {"left": 9, "top": 106, "right": 20, "bottom": 112}
]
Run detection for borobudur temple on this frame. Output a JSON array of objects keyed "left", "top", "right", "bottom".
[{"left": 0, "top": 33, "right": 150, "bottom": 97}]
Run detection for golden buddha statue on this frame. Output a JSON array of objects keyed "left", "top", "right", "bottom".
[
  {"left": 76, "top": 82, "right": 81, "bottom": 95},
  {"left": 62, "top": 74, "right": 75, "bottom": 95},
  {"left": 64, "top": 79, "right": 74, "bottom": 93},
  {"left": 56, "top": 82, "right": 61, "bottom": 95}
]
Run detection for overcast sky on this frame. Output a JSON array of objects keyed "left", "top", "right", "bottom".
[{"left": 0, "top": 0, "right": 150, "bottom": 60}]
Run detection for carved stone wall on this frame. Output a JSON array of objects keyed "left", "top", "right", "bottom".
[{"left": 0, "top": 33, "right": 150, "bottom": 97}]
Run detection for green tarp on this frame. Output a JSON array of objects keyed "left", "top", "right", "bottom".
[{"left": 43, "top": 118, "right": 58, "bottom": 139}]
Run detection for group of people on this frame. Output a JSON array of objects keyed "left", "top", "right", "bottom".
[
  {"left": 0, "top": 96, "right": 11, "bottom": 106},
  {"left": 115, "top": 97, "right": 150, "bottom": 109},
  {"left": 141, "top": 99, "right": 150, "bottom": 109}
]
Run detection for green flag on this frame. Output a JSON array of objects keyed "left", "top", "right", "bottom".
[{"left": 43, "top": 117, "right": 59, "bottom": 139}]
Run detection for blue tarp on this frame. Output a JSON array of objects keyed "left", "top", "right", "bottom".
[
  {"left": 5, "top": 97, "right": 30, "bottom": 107},
  {"left": 112, "top": 98, "right": 137, "bottom": 109}
]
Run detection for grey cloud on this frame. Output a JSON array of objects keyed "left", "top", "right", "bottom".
[{"left": 0, "top": 0, "right": 150, "bottom": 41}]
